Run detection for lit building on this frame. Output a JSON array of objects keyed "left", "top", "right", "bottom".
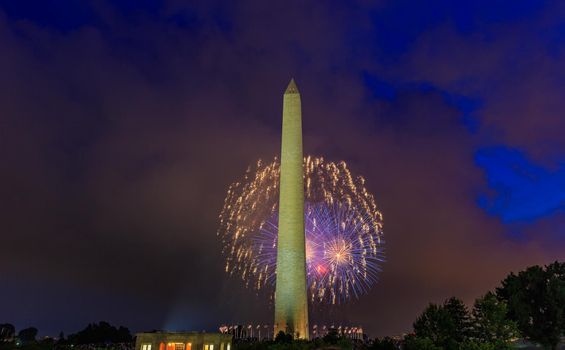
[{"left": 135, "top": 332, "right": 232, "bottom": 350}]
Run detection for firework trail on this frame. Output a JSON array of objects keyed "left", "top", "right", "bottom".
[{"left": 218, "top": 156, "right": 384, "bottom": 304}]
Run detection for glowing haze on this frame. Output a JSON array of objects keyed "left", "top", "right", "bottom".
[{"left": 218, "top": 156, "right": 384, "bottom": 304}]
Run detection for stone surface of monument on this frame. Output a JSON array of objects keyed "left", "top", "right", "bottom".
[{"left": 273, "top": 79, "right": 309, "bottom": 340}]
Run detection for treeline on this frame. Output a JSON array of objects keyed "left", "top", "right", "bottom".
[
  {"left": 238, "top": 261, "right": 565, "bottom": 350},
  {"left": 399, "top": 261, "right": 565, "bottom": 350},
  {"left": 0, "top": 322, "right": 132, "bottom": 350}
]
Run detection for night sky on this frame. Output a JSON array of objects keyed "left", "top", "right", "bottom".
[{"left": 1, "top": 0, "right": 564, "bottom": 338}]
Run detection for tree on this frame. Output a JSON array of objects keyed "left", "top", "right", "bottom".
[
  {"left": 497, "top": 262, "right": 565, "bottom": 350},
  {"left": 67, "top": 321, "right": 132, "bottom": 344},
  {"left": 0, "top": 324, "right": 15, "bottom": 343},
  {"left": 459, "top": 340, "right": 497, "bottom": 350},
  {"left": 370, "top": 337, "right": 396, "bottom": 350},
  {"left": 322, "top": 329, "right": 339, "bottom": 345},
  {"left": 403, "top": 335, "right": 443, "bottom": 350},
  {"left": 470, "top": 291, "right": 518, "bottom": 348},
  {"left": 274, "top": 331, "right": 293, "bottom": 344},
  {"left": 18, "top": 327, "right": 38, "bottom": 344},
  {"left": 413, "top": 297, "right": 470, "bottom": 350},
  {"left": 443, "top": 297, "right": 471, "bottom": 342},
  {"left": 39, "top": 336, "right": 55, "bottom": 347}
]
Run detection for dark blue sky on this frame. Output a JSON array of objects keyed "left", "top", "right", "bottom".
[{"left": 0, "top": 0, "right": 563, "bottom": 337}]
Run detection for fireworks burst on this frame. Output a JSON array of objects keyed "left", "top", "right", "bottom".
[{"left": 218, "top": 156, "right": 384, "bottom": 304}]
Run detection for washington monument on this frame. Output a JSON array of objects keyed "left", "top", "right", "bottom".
[{"left": 274, "top": 79, "right": 309, "bottom": 339}]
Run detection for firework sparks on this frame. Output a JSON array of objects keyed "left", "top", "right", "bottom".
[{"left": 218, "top": 157, "right": 384, "bottom": 304}]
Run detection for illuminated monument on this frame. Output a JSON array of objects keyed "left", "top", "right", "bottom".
[{"left": 274, "top": 79, "right": 309, "bottom": 339}]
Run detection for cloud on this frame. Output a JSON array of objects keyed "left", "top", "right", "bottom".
[
  {"left": 0, "top": 0, "right": 563, "bottom": 337},
  {"left": 476, "top": 147, "right": 565, "bottom": 223},
  {"left": 383, "top": 1, "right": 565, "bottom": 160}
]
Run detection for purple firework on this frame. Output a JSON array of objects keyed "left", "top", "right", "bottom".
[
  {"left": 218, "top": 156, "right": 385, "bottom": 304},
  {"left": 254, "top": 201, "right": 384, "bottom": 304}
]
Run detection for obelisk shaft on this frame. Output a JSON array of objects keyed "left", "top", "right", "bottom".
[{"left": 274, "top": 79, "right": 309, "bottom": 339}]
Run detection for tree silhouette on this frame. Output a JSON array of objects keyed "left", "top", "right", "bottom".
[
  {"left": 273, "top": 331, "right": 292, "bottom": 344},
  {"left": 470, "top": 291, "right": 518, "bottom": 348},
  {"left": 370, "top": 337, "right": 396, "bottom": 350},
  {"left": 413, "top": 297, "right": 470, "bottom": 350},
  {"left": 497, "top": 261, "right": 565, "bottom": 350},
  {"left": 18, "top": 327, "right": 38, "bottom": 344},
  {"left": 0, "top": 324, "right": 15, "bottom": 343},
  {"left": 67, "top": 322, "right": 132, "bottom": 344}
]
